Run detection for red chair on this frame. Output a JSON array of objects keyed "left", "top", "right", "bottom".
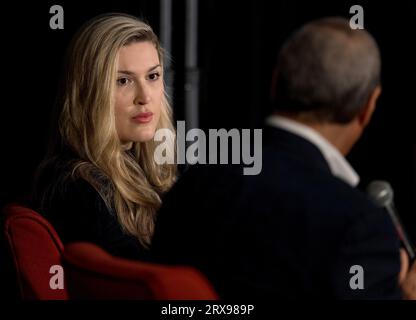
[
  {"left": 2, "top": 203, "right": 68, "bottom": 300},
  {"left": 63, "top": 242, "right": 219, "bottom": 300}
]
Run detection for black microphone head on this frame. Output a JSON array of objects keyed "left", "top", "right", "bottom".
[{"left": 366, "top": 180, "right": 394, "bottom": 207}]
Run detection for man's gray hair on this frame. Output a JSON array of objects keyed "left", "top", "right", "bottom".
[{"left": 272, "top": 17, "right": 381, "bottom": 123}]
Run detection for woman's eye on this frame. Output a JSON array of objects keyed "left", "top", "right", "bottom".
[
  {"left": 148, "top": 72, "right": 160, "bottom": 81},
  {"left": 116, "top": 77, "right": 132, "bottom": 86}
]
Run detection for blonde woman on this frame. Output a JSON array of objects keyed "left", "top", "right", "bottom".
[{"left": 31, "top": 13, "right": 177, "bottom": 259}]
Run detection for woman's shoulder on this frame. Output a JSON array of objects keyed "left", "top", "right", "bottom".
[
  {"left": 32, "top": 152, "right": 108, "bottom": 216},
  {"left": 32, "top": 151, "right": 150, "bottom": 260},
  {"left": 58, "top": 173, "right": 107, "bottom": 208}
]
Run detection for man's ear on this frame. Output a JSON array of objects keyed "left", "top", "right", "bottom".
[{"left": 358, "top": 85, "right": 382, "bottom": 127}]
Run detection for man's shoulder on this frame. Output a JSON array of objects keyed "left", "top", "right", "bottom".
[
  {"left": 262, "top": 142, "right": 365, "bottom": 196},
  {"left": 283, "top": 161, "right": 373, "bottom": 206}
]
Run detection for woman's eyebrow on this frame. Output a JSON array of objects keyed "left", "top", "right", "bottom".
[
  {"left": 147, "top": 64, "right": 161, "bottom": 72},
  {"left": 118, "top": 64, "right": 161, "bottom": 75}
]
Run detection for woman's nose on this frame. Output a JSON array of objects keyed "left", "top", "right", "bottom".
[{"left": 134, "top": 83, "right": 151, "bottom": 105}]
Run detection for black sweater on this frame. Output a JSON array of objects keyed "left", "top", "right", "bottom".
[{"left": 32, "top": 153, "right": 148, "bottom": 261}]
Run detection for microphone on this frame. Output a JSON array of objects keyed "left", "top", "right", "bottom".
[{"left": 367, "top": 180, "right": 415, "bottom": 261}]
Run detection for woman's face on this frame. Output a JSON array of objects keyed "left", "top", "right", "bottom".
[{"left": 114, "top": 41, "right": 163, "bottom": 149}]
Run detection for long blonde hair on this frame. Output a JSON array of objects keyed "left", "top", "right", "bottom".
[{"left": 57, "top": 13, "right": 176, "bottom": 246}]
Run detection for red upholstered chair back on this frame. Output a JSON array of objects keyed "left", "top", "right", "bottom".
[
  {"left": 2, "top": 203, "right": 68, "bottom": 300},
  {"left": 63, "top": 242, "right": 219, "bottom": 300}
]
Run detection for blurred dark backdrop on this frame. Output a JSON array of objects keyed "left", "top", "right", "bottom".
[{"left": 1, "top": 0, "right": 415, "bottom": 239}]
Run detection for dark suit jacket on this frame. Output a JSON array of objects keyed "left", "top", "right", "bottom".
[{"left": 151, "top": 126, "right": 402, "bottom": 299}]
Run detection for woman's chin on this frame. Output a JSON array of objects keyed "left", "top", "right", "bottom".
[{"left": 134, "top": 130, "right": 157, "bottom": 143}]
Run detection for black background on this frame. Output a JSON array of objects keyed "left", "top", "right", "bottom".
[{"left": 1, "top": 0, "right": 415, "bottom": 240}]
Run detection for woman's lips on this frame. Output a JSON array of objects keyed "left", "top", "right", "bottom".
[{"left": 132, "top": 112, "right": 153, "bottom": 124}]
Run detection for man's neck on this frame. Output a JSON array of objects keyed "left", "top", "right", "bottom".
[{"left": 275, "top": 112, "right": 358, "bottom": 156}]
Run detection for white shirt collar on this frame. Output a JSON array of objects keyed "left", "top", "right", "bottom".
[{"left": 266, "top": 114, "right": 360, "bottom": 187}]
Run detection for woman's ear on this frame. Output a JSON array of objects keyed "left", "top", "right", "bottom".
[{"left": 358, "top": 85, "right": 382, "bottom": 127}]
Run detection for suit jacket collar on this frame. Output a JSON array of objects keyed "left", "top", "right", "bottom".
[{"left": 263, "top": 125, "right": 334, "bottom": 176}]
